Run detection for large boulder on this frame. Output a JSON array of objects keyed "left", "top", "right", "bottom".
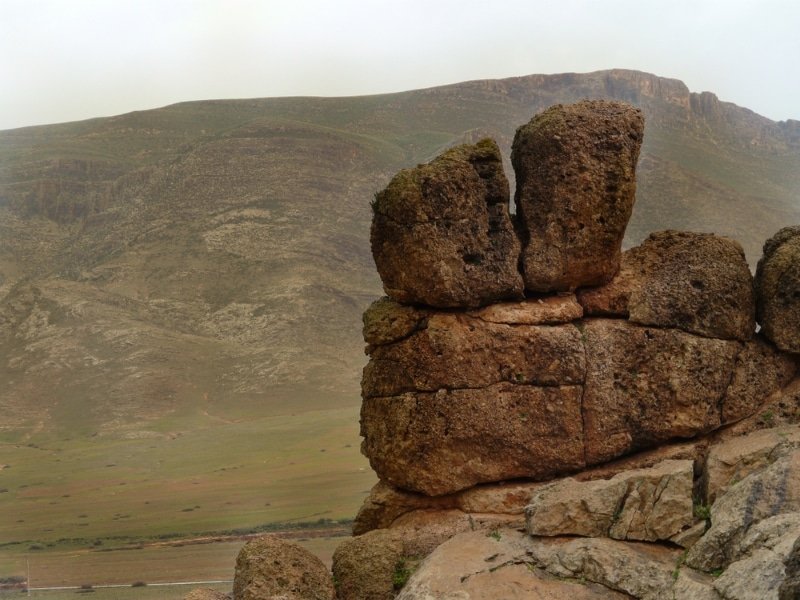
[
  {"left": 578, "top": 230, "right": 756, "bottom": 341},
  {"left": 370, "top": 139, "right": 523, "bottom": 308},
  {"left": 233, "top": 535, "right": 334, "bottom": 600},
  {"left": 583, "top": 319, "right": 740, "bottom": 464},
  {"left": 512, "top": 100, "right": 644, "bottom": 292},
  {"left": 755, "top": 225, "right": 800, "bottom": 353},
  {"left": 361, "top": 382, "right": 585, "bottom": 495}
]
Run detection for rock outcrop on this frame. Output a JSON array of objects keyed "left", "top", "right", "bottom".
[
  {"left": 512, "top": 100, "right": 644, "bottom": 292},
  {"left": 755, "top": 225, "right": 800, "bottom": 353},
  {"left": 229, "top": 102, "right": 799, "bottom": 599},
  {"left": 370, "top": 139, "right": 523, "bottom": 308}
]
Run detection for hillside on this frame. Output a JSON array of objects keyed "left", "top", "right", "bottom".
[{"left": 0, "top": 69, "right": 799, "bottom": 557}]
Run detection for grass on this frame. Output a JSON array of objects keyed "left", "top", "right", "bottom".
[{"left": 0, "top": 406, "right": 375, "bottom": 585}]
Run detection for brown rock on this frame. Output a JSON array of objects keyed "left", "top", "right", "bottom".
[
  {"left": 332, "top": 529, "right": 404, "bottom": 600},
  {"left": 361, "top": 383, "right": 585, "bottom": 495},
  {"left": 352, "top": 481, "right": 458, "bottom": 535},
  {"left": 396, "top": 529, "right": 627, "bottom": 600},
  {"left": 755, "top": 225, "right": 800, "bottom": 353},
  {"left": 466, "top": 294, "right": 583, "bottom": 324},
  {"left": 721, "top": 335, "right": 796, "bottom": 423},
  {"left": 579, "top": 230, "right": 756, "bottom": 341},
  {"left": 370, "top": 139, "right": 523, "bottom": 308},
  {"left": 233, "top": 535, "right": 334, "bottom": 600},
  {"left": 583, "top": 319, "right": 739, "bottom": 465},
  {"left": 512, "top": 100, "right": 644, "bottom": 292},
  {"left": 362, "top": 298, "right": 428, "bottom": 348},
  {"left": 526, "top": 459, "right": 694, "bottom": 542},
  {"left": 362, "top": 312, "right": 585, "bottom": 398}
]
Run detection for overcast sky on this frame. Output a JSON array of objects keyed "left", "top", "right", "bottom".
[{"left": 1, "top": 0, "right": 798, "bottom": 131}]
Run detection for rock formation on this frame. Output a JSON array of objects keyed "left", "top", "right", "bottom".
[
  {"left": 335, "top": 101, "right": 800, "bottom": 599},
  {"left": 225, "top": 101, "right": 799, "bottom": 599}
]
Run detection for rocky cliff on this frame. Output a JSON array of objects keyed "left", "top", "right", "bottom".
[{"left": 322, "top": 101, "right": 800, "bottom": 600}]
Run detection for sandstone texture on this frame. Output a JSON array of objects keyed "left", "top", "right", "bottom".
[
  {"left": 582, "top": 319, "right": 738, "bottom": 464},
  {"left": 578, "top": 230, "right": 756, "bottom": 341},
  {"left": 370, "top": 139, "right": 523, "bottom": 308},
  {"left": 526, "top": 459, "right": 694, "bottom": 542},
  {"left": 232, "top": 535, "right": 334, "bottom": 600},
  {"left": 512, "top": 100, "right": 644, "bottom": 292},
  {"left": 361, "top": 383, "right": 585, "bottom": 495},
  {"left": 755, "top": 225, "right": 800, "bottom": 353}
]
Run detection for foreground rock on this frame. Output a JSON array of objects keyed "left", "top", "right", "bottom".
[
  {"left": 370, "top": 139, "right": 523, "bottom": 308},
  {"left": 578, "top": 230, "right": 756, "bottom": 341},
  {"left": 512, "top": 100, "right": 644, "bottom": 292},
  {"left": 526, "top": 459, "right": 694, "bottom": 542},
  {"left": 184, "top": 590, "right": 229, "bottom": 600},
  {"left": 233, "top": 535, "right": 334, "bottom": 600},
  {"left": 361, "top": 382, "right": 585, "bottom": 495},
  {"left": 755, "top": 225, "right": 800, "bottom": 353},
  {"left": 397, "top": 529, "right": 628, "bottom": 599}
]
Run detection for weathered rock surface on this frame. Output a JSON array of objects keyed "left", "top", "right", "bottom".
[
  {"left": 466, "top": 294, "right": 583, "bottom": 324},
  {"left": 362, "top": 298, "right": 428, "bottom": 348},
  {"left": 780, "top": 536, "right": 800, "bottom": 600},
  {"left": 396, "top": 529, "right": 628, "bottom": 600},
  {"left": 362, "top": 312, "right": 585, "bottom": 398},
  {"left": 721, "top": 337, "right": 796, "bottom": 423},
  {"left": 686, "top": 449, "right": 800, "bottom": 572},
  {"left": 583, "top": 319, "right": 739, "bottom": 464},
  {"left": 512, "top": 100, "right": 644, "bottom": 292},
  {"left": 755, "top": 225, "right": 800, "bottom": 353},
  {"left": 370, "top": 139, "right": 523, "bottom": 308},
  {"left": 232, "top": 535, "right": 334, "bottom": 600},
  {"left": 361, "top": 383, "right": 585, "bottom": 495},
  {"left": 578, "top": 230, "right": 756, "bottom": 341},
  {"left": 703, "top": 425, "right": 800, "bottom": 504},
  {"left": 712, "top": 513, "right": 800, "bottom": 600},
  {"left": 526, "top": 536, "right": 684, "bottom": 599},
  {"left": 526, "top": 459, "right": 694, "bottom": 542}
]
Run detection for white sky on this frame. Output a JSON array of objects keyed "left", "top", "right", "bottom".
[{"left": 1, "top": 0, "right": 798, "bottom": 130}]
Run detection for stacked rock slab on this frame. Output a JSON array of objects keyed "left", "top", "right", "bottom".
[{"left": 340, "top": 101, "right": 800, "bottom": 599}]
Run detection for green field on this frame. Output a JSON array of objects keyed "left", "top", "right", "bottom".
[{"left": 0, "top": 406, "right": 374, "bottom": 586}]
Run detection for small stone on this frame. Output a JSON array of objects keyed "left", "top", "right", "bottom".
[{"left": 233, "top": 535, "right": 334, "bottom": 600}]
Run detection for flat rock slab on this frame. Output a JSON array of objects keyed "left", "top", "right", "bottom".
[
  {"left": 466, "top": 294, "right": 583, "bottom": 324},
  {"left": 578, "top": 230, "right": 756, "bottom": 341},
  {"left": 370, "top": 139, "right": 523, "bottom": 308},
  {"left": 583, "top": 319, "right": 739, "bottom": 465},
  {"left": 361, "top": 383, "right": 585, "bottom": 496},
  {"left": 526, "top": 459, "right": 694, "bottom": 542},
  {"left": 396, "top": 529, "right": 628, "bottom": 600},
  {"left": 362, "top": 312, "right": 585, "bottom": 398},
  {"left": 512, "top": 100, "right": 644, "bottom": 292},
  {"left": 755, "top": 225, "right": 800, "bottom": 353}
]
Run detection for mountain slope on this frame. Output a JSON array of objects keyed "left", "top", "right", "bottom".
[{"left": 0, "top": 71, "right": 799, "bottom": 552}]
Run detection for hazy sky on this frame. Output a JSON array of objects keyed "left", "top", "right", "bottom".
[{"left": 2, "top": 0, "right": 798, "bottom": 130}]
